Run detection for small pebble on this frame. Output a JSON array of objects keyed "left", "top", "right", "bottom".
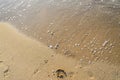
[
  {"left": 0, "top": 63, "right": 9, "bottom": 74},
  {"left": 102, "top": 40, "right": 109, "bottom": 47},
  {"left": 50, "top": 32, "right": 54, "bottom": 35},
  {"left": 88, "top": 60, "right": 92, "bottom": 64},
  {"left": 54, "top": 43, "right": 59, "bottom": 49},
  {"left": 47, "top": 30, "right": 50, "bottom": 33},
  {"left": 48, "top": 45, "right": 53, "bottom": 49},
  {"left": 44, "top": 60, "right": 48, "bottom": 63},
  {"left": 0, "top": 61, "right": 3, "bottom": 63}
]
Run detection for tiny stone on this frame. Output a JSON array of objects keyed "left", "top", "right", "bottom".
[
  {"left": 50, "top": 32, "right": 54, "bottom": 35},
  {"left": 44, "top": 60, "right": 48, "bottom": 63},
  {"left": 0, "top": 63, "right": 9, "bottom": 74},
  {"left": 75, "top": 43, "right": 77, "bottom": 46},
  {"left": 102, "top": 40, "right": 109, "bottom": 47},
  {"left": 93, "top": 50, "right": 97, "bottom": 53},
  {"left": 94, "top": 57, "right": 99, "bottom": 61},
  {"left": 112, "top": 46, "right": 115, "bottom": 48},
  {"left": 88, "top": 60, "right": 92, "bottom": 64},
  {"left": 75, "top": 43, "right": 80, "bottom": 46},
  {"left": 0, "top": 61, "right": 3, "bottom": 63},
  {"left": 47, "top": 30, "right": 50, "bottom": 33},
  {"left": 54, "top": 43, "right": 59, "bottom": 49},
  {"left": 48, "top": 45, "right": 53, "bottom": 49},
  {"left": 4, "top": 68, "right": 9, "bottom": 73},
  {"left": 79, "top": 59, "right": 83, "bottom": 63}
]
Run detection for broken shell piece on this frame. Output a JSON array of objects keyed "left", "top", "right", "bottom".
[
  {"left": 102, "top": 40, "right": 109, "bottom": 47},
  {"left": 0, "top": 61, "right": 3, "bottom": 63},
  {"left": 50, "top": 32, "right": 54, "bottom": 35},
  {"left": 0, "top": 63, "right": 9, "bottom": 74},
  {"left": 74, "top": 43, "right": 80, "bottom": 46},
  {"left": 54, "top": 43, "right": 59, "bottom": 49},
  {"left": 44, "top": 60, "right": 48, "bottom": 63},
  {"left": 56, "top": 69, "right": 67, "bottom": 79},
  {"left": 94, "top": 57, "right": 99, "bottom": 61},
  {"left": 47, "top": 30, "right": 50, "bottom": 33},
  {"left": 88, "top": 60, "right": 92, "bottom": 64},
  {"left": 48, "top": 45, "right": 53, "bottom": 49}
]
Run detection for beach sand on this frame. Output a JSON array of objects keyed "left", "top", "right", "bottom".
[{"left": 0, "top": 23, "right": 119, "bottom": 80}]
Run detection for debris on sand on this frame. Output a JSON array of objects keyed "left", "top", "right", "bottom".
[
  {"left": 102, "top": 40, "right": 109, "bottom": 47},
  {"left": 44, "top": 60, "right": 48, "bottom": 64},
  {"left": 56, "top": 69, "right": 67, "bottom": 79},
  {"left": 33, "top": 68, "right": 39, "bottom": 74},
  {"left": 0, "top": 61, "right": 3, "bottom": 63},
  {"left": 74, "top": 43, "right": 80, "bottom": 47},
  {"left": 54, "top": 43, "right": 59, "bottom": 49},
  {"left": 0, "top": 62, "right": 9, "bottom": 74},
  {"left": 48, "top": 44, "right": 59, "bottom": 49},
  {"left": 47, "top": 30, "right": 54, "bottom": 36},
  {"left": 4, "top": 67, "right": 9, "bottom": 74},
  {"left": 48, "top": 45, "right": 53, "bottom": 49}
]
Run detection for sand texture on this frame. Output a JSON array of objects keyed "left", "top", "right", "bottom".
[{"left": 0, "top": 23, "right": 120, "bottom": 80}]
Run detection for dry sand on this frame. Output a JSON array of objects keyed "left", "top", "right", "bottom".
[{"left": 0, "top": 22, "right": 120, "bottom": 80}]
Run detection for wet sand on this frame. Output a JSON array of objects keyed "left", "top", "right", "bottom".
[
  {"left": 0, "top": 23, "right": 120, "bottom": 80},
  {"left": 0, "top": 0, "right": 120, "bottom": 80}
]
